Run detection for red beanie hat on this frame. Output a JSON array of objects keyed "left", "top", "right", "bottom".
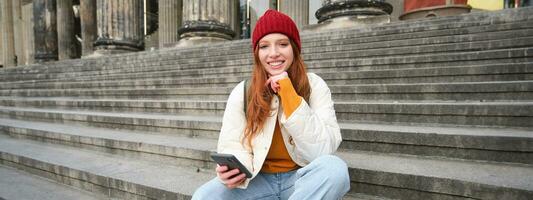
[{"left": 252, "top": 9, "right": 301, "bottom": 51}]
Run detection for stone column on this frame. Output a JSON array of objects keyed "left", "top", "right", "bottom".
[
  {"left": 249, "top": 0, "right": 276, "bottom": 35},
  {"left": 230, "top": 0, "right": 241, "bottom": 39},
  {"left": 0, "top": 26, "right": 3, "bottom": 67},
  {"left": 80, "top": 0, "right": 97, "bottom": 56},
  {"left": 158, "top": 0, "right": 182, "bottom": 48},
  {"left": 33, "top": 0, "right": 58, "bottom": 62},
  {"left": 57, "top": 0, "right": 77, "bottom": 60},
  {"left": 94, "top": 0, "right": 144, "bottom": 55},
  {"left": 385, "top": 0, "right": 403, "bottom": 21},
  {"left": 279, "top": 0, "right": 309, "bottom": 29},
  {"left": 1, "top": 0, "right": 16, "bottom": 66},
  {"left": 22, "top": 2, "right": 35, "bottom": 65},
  {"left": 177, "top": 0, "right": 235, "bottom": 47},
  {"left": 310, "top": 0, "right": 392, "bottom": 31},
  {"left": 13, "top": 0, "right": 24, "bottom": 65}
]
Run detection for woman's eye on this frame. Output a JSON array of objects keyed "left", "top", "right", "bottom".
[
  {"left": 280, "top": 43, "right": 289, "bottom": 47},
  {"left": 259, "top": 45, "right": 268, "bottom": 49}
]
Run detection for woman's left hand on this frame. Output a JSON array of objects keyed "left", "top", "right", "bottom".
[{"left": 265, "top": 72, "right": 288, "bottom": 93}]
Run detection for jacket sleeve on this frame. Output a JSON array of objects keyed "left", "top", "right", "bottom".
[
  {"left": 216, "top": 81, "right": 254, "bottom": 188},
  {"left": 279, "top": 73, "right": 342, "bottom": 163}
]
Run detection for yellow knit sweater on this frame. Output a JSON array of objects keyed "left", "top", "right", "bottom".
[{"left": 261, "top": 78, "right": 302, "bottom": 173}]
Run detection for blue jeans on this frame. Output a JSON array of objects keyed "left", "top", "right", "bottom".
[{"left": 192, "top": 155, "right": 350, "bottom": 200}]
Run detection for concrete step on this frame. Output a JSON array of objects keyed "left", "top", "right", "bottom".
[
  {"left": 322, "top": 63, "right": 533, "bottom": 85},
  {"left": 343, "top": 193, "right": 395, "bottom": 200},
  {"left": 84, "top": 47, "right": 533, "bottom": 80},
  {"left": 2, "top": 80, "right": 531, "bottom": 101},
  {"left": 159, "top": 35, "right": 533, "bottom": 67},
  {"left": 0, "top": 106, "right": 222, "bottom": 139},
  {"left": 108, "top": 33, "right": 532, "bottom": 70},
  {"left": 304, "top": 6, "right": 533, "bottom": 43},
  {"left": 335, "top": 101, "right": 533, "bottom": 127},
  {"left": 2, "top": 37, "right": 531, "bottom": 85},
  {"left": 0, "top": 98, "right": 227, "bottom": 116},
  {"left": 1, "top": 131, "right": 531, "bottom": 200},
  {"left": 337, "top": 150, "right": 533, "bottom": 200},
  {"left": 304, "top": 21, "right": 533, "bottom": 54},
  {"left": 0, "top": 118, "right": 218, "bottom": 169},
  {"left": 0, "top": 86, "right": 233, "bottom": 100},
  {"left": 1, "top": 16, "right": 531, "bottom": 81},
  {"left": 5, "top": 28, "right": 533, "bottom": 83},
  {"left": 0, "top": 165, "right": 105, "bottom": 200},
  {"left": 0, "top": 135, "right": 215, "bottom": 200},
  {"left": 3, "top": 62, "right": 532, "bottom": 90},
  {"left": 0, "top": 97, "right": 531, "bottom": 128},
  {"left": 331, "top": 80, "right": 533, "bottom": 101},
  {"left": 0, "top": 134, "right": 394, "bottom": 200},
  {"left": 5, "top": 45, "right": 532, "bottom": 87},
  {"left": 2, "top": 112, "right": 532, "bottom": 165},
  {"left": 339, "top": 122, "right": 533, "bottom": 165}
]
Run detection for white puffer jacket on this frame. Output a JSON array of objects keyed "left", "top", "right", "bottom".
[{"left": 217, "top": 73, "right": 342, "bottom": 189}]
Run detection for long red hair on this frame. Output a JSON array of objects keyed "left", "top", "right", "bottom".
[{"left": 242, "top": 40, "right": 311, "bottom": 149}]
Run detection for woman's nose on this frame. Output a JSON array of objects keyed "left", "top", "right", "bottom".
[{"left": 269, "top": 47, "right": 280, "bottom": 57}]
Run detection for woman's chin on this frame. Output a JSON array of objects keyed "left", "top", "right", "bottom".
[{"left": 268, "top": 69, "right": 286, "bottom": 76}]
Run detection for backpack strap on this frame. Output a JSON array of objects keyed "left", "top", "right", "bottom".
[{"left": 243, "top": 79, "right": 249, "bottom": 118}]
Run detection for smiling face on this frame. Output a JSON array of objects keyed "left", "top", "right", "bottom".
[{"left": 257, "top": 33, "right": 294, "bottom": 76}]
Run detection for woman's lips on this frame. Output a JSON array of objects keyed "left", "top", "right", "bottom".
[{"left": 268, "top": 60, "right": 285, "bottom": 69}]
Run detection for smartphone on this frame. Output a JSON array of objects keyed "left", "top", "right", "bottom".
[{"left": 210, "top": 153, "right": 252, "bottom": 178}]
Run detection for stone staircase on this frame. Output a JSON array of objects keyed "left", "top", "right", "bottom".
[{"left": 0, "top": 7, "right": 532, "bottom": 200}]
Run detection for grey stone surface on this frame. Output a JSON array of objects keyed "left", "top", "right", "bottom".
[
  {"left": 0, "top": 98, "right": 227, "bottom": 116},
  {"left": 2, "top": 61, "right": 532, "bottom": 90},
  {"left": 0, "top": 97, "right": 531, "bottom": 127},
  {"left": 0, "top": 118, "right": 217, "bottom": 168},
  {"left": 334, "top": 101, "right": 533, "bottom": 127},
  {"left": 2, "top": 79, "right": 532, "bottom": 101},
  {"left": 339, "top": 122, "right": 533, "bottom": 164},
  {"left": 337, "top": 150, "right": 533, "bottom": 199},
  {"left": 0, "top": 165, "right": 105, "bottom": 200},
  {"left": 343, "top": 193, "right": 395, "bottom": 200},
  {"left": 0, "top": 135, "right": 215, "bottom": 199},
  {"left": 0, "top": 106, "right": 222, "bottom": 139},
  {"left": 2, "top": 44, "right": 531, "bottom": 84}
]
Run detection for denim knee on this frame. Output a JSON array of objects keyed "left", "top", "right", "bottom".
[
  {"left": 192, "top": 178, "right": 226, "bottom": 200},
  {"left": 312, "top": 155, "right": 350, "bottom": 187}
]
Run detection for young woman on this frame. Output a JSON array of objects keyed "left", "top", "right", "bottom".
[{"left": 193, "top": 10, "right": 350, "bottom": 200}]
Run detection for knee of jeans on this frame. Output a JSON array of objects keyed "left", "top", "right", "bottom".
[
  {"left": 192, "top": 179, "right": 226, "bottom": 200},
  {"left": 315, "top": 155, "right": 350, "bottom": 185}
]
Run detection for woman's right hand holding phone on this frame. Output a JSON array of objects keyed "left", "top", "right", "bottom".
[{"left": 216, "top": 165, "right": 246, "bottom": 189}]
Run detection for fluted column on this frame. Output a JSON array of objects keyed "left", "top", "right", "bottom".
[
  {"left": 230, "top": 0, "right": 240, "bottom": 39},
  {"left": 13, "top": 0, "right": 24, "bottom": 65},
  {"left": 33, "top": 0, "right": 58, "bottom": 62},
  {"left": 1, "top": 0, "right": 16, "bottom": 66},
  {"left": 279, "top": 0, "right": 309, "bottom": 29},
  {"left": 0, "top": 31, "right": 3, "bottom": 67},
  {"left": 158, "top": 0, "right": 182, "bottom": 48},
  {"left": 57, "top": 0, "right": 77, "bottom": 60},
  {"left": 80, "top": 0, "right": 97, "bottom": 56},
  {"left": 94, "top": 0, "right": 144, "bottom": 55},
  {"left": 22, "top": 2, "right": 35, "bottom": 65},
  {"left": 177, "top": 0, "right": 235, "bottom": 47}
]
